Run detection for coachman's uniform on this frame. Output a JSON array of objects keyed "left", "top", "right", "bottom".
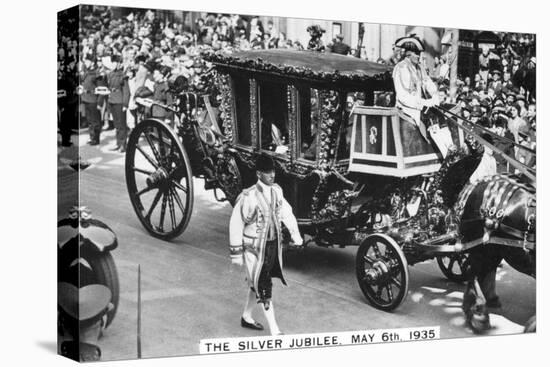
[
  {"left": 81, "top": 68, "right": 103, "bottom": 143},
  {"left": 107, "top": 69, "right": 130, "bottom": 149},
  {"left": 392, "top": 57, "right": 438, "bottom": 139},
  {"left": 229, "top": 182, "right": 302, "bottom": 304}
]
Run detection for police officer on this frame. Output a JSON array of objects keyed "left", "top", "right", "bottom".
[
  {"left": 392, "top": 35, "right": 440, "bottom": 138},
  {"left": 107, "top": 54, "right": 130, "bottom": 152},
  {"left": 80, "top": 54, "right": 103, "bottom": 145},
  {"left": 151, "top": 64, "right": 174, "bottom": 122},
  {"left": 229, "top": 155, "right": 303, "bottom": 335}
]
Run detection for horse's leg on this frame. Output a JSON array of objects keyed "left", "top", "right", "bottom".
[
  {"left": 463, "top": 276, "right": 490, "bottom": 332},
  {"left": 462, "top": 247, "right": 492, "bottom": 332},
  {"left": 478, "top": 246, "right": 504, "bottom": 308}
]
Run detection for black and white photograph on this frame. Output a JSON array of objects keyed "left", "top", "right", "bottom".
[
  {"left": 3, "top": 0, "right": 545, "bottom": 366},
  {"left": 54, "top": 1, "right": 541, "bottom": 362}
]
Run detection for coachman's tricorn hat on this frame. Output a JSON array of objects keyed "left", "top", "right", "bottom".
[
  {"left": 255, "top": 154, "right": 275, "bottom": 172},
  {"left": 395, "top": 34, "right": 425, "bottom": 53}
]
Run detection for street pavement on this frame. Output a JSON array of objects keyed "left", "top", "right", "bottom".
[{"left": 58, "top": 129, "right": 536, "bottom": 361}]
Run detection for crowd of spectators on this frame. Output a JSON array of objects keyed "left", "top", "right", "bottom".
[
  {"left": 58, "top": 7, "right": 317, "bottom": 134},
  {"left": 58, "top": 6, "right": 535, "bottom": 171},
  {"left": 433, "top": 36, "right": 536, "bottom": 172}
]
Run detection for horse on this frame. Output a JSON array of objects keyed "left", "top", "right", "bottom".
[{"left": 455, "top": 174, "right": 536, "bottom": 332}]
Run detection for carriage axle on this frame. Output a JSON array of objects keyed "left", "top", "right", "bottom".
[
  {"left": 146, "top": 167, "right": 169, "bottom": 188},
  {"left": 364, "top": 259, "right": 398, "bottom": 285}
]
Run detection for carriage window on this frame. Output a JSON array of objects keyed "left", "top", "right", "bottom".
[
  {"left": 259, "top": 81, "right": 289, "bottom": 154},
  {"left": 233, "top": 75, "right": 251, "bottom": 146},
  {"left": 298, "top": 87, "right": 317, "bottom": 161}
]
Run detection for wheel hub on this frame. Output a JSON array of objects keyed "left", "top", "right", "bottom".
[
  {"left": 365, "top": 260, "right": 392, "bottom": 285},
  {"left": 146, "top": 167, "right": 169, "bottom": 187}
]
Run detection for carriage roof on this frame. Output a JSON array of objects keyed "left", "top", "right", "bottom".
[{"left": 203, "top": 49, "right": 394, "bottom": 87}]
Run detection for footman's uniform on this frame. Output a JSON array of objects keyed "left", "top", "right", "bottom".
[{"left": 229, "top": 182, "right": 302, "bottom": 304}]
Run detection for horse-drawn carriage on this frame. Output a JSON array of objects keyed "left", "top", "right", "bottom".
[{"left": 124, "top": 49, "right": 536, "bottom": 317}]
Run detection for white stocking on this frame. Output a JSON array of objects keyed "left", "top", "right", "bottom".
[
  {"left": 242, "top": 288, "right": 257, "bottom": 322},
  {"left": 262, "top": 301, "right": 281, "bottom": 335}
]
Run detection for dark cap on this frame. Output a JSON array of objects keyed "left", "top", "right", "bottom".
[
  {"left": 481, "top": 133, "right": 494, "bottom": 145},
  {"left": 511, "top": 102, "right": 522, "bottom": 112},
  {"left": 255, "top": 154, "right": 275, "bottom": 172},
  {"left": 110, "top": 54, "right": 122, "bottom": 64},
  {"left": 493, "top": 99, "right": 505, "bottom": 107},
  {"left": 494, "top": 116, "right": 508, "bottom": 128},
  {"left": 135, "top": 53, "right": 148, "bottom": 64},
  {"left": 144, "top": 60, "right": 159, "bottom": 72}
]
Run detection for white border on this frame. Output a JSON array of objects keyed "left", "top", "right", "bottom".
[{"left": 3, "top": 1, "right": 547, "bottom": 367}]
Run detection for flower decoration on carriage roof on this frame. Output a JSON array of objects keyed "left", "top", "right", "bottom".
[{"left": 201, "top": 50, "right": 393, "bottom": 85}]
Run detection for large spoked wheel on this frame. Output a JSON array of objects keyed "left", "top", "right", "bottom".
[
  {"left": 356, "top": 234, "right": 409, "bottom": 311},
  {"left": 437, "top": 253, "right": 469, "bottom": 283},
  {"left": 125, "top": 119, "right": 194, "bottom": 240}
]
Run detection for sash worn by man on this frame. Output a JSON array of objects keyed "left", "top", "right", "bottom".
[
  {"left": 229, "top": 154, "right": 303, "bottom": 335},
  {"left": 393, "top": 35, "right": 452, "bottom": 156}
]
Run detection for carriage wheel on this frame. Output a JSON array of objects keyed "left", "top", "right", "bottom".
[
  {"left": 125, "top": 119, "right": 194, "bottom": 240},
  {"left": 356, "top": 234, "right": 409, "bottom": 311},
  {"left": 437, "top": 253, "right": 469, "bottom": 283}
]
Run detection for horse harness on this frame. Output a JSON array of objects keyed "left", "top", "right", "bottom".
[{"left": 456, "top": 175, "right": 535, "bottom": 251}]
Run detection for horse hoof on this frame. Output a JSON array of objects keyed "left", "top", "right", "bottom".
[{"left": 468, "top": 314, "right": 491, "bottom": 334}]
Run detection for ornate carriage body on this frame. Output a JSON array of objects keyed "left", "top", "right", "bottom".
[{"left": 205, "top": 50, "right": 464, "bottom": 224}]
